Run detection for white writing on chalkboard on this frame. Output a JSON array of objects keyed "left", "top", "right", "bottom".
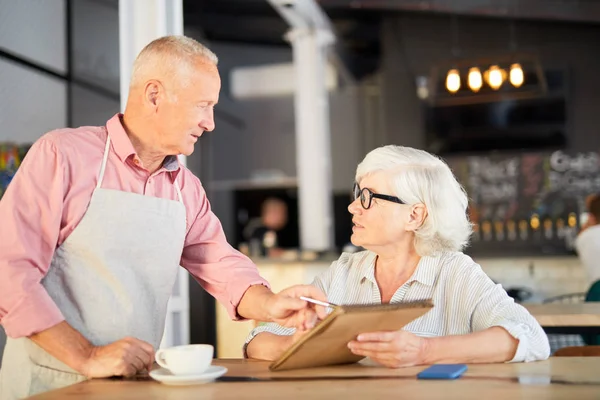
[
  {"left": 468, "top": 157, "right": 519, "bottom": 180},
  {"left": 548, "top": 151, "right": 600, "bottom": 194},
  {"left": 479, "top": 182, "right": 518, "bottom": 203},
  {"left": 550, "top": 151, "right": 599, "bottom": 173},
  {"left": 468, "top": 157, "right": 519, "bottom": 203},
  {"left": 548, "top": 171, "right": 600, "bottom": 193}
]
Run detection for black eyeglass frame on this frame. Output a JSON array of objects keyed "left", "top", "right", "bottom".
[{"left": 353, "top": 183, "right": 405, "bottom": 210}]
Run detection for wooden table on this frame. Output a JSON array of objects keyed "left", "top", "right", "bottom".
[
  {"left": 28, "top": 357, "right": 600, "bottom": 399},
  {"left": 526, "top": 303, "right": 600, "bottom": 334}
]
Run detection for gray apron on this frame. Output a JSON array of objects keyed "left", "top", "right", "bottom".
[{"left": 0, "top": 135, "right": 187, "bottom": 399}]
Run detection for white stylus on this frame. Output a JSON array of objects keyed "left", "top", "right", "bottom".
[{"left": 300, "top": 296, "right": 338, "bottom": 308}]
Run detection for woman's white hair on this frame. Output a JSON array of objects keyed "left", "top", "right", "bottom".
[
  {"left": 356, "top": 145, "right": 472, "bottom": 256},
  {"left": 130, "top": 35, "right": 218, "bottom": 88}
]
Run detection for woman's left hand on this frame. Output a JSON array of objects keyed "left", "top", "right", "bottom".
[{"left": 347, "top": 330, "right": 428, "bottom": 368}]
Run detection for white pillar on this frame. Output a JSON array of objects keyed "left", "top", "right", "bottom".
[
  {"left": 118, "top": 0, "right": 189, "bottom": 348},
  {"left": 268, "top": 0, "right": 336, "bottom": 251},
  {"left": 119, "top": 0, "right": 183, "bottom": 109},
  {"left": 288, "top": 28, "right": 335, "bottom": 251}
]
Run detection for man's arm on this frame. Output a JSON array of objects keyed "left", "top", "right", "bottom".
[
  {"left": 180, "top": 180, "right": 327, "bottom": 325},
  {"left": 0, "top": 138, "right": 154, "bottom": 378},
  {"left": 237, "top": 284, "right": 327, "bottom": 328},
  {"left": 0, "top": 138, "right": 66, "bottom": 338},
  {"left": 31, "top": 321, "right": 155, "bottom": 377},
  {"left": 244, "top": 262, "right": 336, "bottom": 360},
  {"left": 180, "top": 179, "right": 271, "bottom": 320}
]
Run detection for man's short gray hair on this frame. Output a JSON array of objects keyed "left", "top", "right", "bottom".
[
  {"left": 356, "top": 145, "right": 472, "bottom": 256},
  {"left": 130, "top": 35, "right": 218, "bottom": 87}
]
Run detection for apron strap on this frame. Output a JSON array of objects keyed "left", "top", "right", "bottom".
[
  {"left": 174, "top": 179, "right": 184, "bottom": 204},
  {"left": 97, "top": 135, "right": 111, "bottom": 189},
  {"left": 98, "top": 133, "right": 184, "bottom": 205}
]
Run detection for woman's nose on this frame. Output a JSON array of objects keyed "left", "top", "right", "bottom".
[{"left": 348, "top": 198, "right": 362, "bottom": 215}]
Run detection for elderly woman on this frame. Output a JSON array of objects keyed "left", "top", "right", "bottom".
[{"left": 244, "top": 145, "right": 550, "bottom": 367}]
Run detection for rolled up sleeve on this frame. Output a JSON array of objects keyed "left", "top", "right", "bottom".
[
  {"left": 181, "top": 182, "right": 269, "bottom": 320},
  {"left": 467, "top": 266, "right": 550, "bottom": 362},
  {"left": 0, "top": 138, "right": 66, "bottom": 337}
]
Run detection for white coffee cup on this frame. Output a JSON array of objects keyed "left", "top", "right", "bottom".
[{"left": 155, "top": 344, "right": 214, "bottom": 375}]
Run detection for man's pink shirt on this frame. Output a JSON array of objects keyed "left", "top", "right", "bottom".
[{"left": 0, "top": 114, "right": 268, "bottom": 337}]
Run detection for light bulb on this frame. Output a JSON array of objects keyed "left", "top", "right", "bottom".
[
  {"left": 485, "top": 65, "right": 505, "bottom": 90},
  {"left": 446, "top": 69, "right": 461, "bottom": 93},
  {"left": 468, "top": 67, "right": 482, "bottom": 92},
  {"left": 509, "top": 63, "right": 524, "bottom": 87}
]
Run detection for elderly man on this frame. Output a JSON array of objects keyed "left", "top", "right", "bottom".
[{"left": 0, "top": 36, "right": 325, "bottom": 399}]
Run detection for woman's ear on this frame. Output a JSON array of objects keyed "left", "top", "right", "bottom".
[{"left": 407, "top": 204, "right": 428, "bottom": 231}]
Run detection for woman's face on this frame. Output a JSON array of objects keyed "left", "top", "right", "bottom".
[{"left": 348, "top": 171, "right": 412, "bottom": 250}]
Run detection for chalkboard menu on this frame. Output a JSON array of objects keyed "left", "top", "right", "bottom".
[{"left": 446, "top": 150, "right": 600, "bottom": 257}]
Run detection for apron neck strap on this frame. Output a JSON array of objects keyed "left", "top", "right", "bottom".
[
  {"left": 97, "top": 135, "right": 111, "bottom": 189},
  {"left": 174, "top": 179, "right": 183, "bottom": 203},
  {"left": 97, "top": 133, "right": 184, "bottom": 205}
]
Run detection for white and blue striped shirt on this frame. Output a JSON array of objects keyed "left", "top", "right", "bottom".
[{"left": 245, "top": 251, "right": 550, "bottom": 362}]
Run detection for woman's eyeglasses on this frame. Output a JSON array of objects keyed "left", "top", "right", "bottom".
[{"left": 353, "top": 183, "right": 405, "bottom": 210}]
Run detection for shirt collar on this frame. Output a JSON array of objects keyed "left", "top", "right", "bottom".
[
  {"left": 360, "top": 250, "right": 440, "bottom": 287},
  {"left": 106, "top": 113, "right": 182, "bottom": 176},
  {"left": 407, "top": 256, "right": 440, "bottom": 287},
  {"left": 360, "top": 251, "right": 378, "bottom": 283}
]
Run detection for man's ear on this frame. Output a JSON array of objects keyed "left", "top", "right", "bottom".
[{"left": 144, "top": 80, "right": 162, "bottom": 109}]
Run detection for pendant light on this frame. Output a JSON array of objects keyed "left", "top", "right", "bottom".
[{"left": 468, "top": 67, "right": 483, "bottom": 92}]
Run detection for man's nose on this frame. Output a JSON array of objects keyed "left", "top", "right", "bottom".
[
  {"left": 200, "top": 109, "right": 215, "bottom": 132},
  {"left": 201, "top": 117, "right": 215, "bottom": 132}
]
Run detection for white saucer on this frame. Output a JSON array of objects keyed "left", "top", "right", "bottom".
[{"left": 149, "top": 365, "right": 228, "bottom": 386}]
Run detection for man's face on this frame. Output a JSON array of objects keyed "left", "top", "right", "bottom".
[{"left": 156, "top": 61, "right": 221, "bottom": 156}]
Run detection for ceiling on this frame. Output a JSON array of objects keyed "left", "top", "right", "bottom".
[
  {"left": 319, "top": 0, "right": 600, "bottom": 24},
  {"left": 183, "top": 0, "right": 600, "bottom": 79},
  {"left": 183, "top": 0, "right": 381, "bottom": 78}
]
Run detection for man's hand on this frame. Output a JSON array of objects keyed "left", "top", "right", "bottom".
[
  {"left": 78, "top": 337, "right": 155, "bottom": 378},
  {"left": 264, "top": 285, "right": 329, "bottom": 330},
  {"left": 347, "top": 330, "right": 428, "bottom": 368}
]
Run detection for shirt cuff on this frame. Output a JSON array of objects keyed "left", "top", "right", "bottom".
[
  {"left": 493, "top": 322, "right": 530, "bottom": 363},
  {"left": 226, "top": 279, "right": 271, "bottom": 321},
  {"left": 2, "top": 284, "right": 65, "bottom": 338}
]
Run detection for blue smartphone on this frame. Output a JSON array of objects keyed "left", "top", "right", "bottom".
[{"left": 416, "top": 364, "right": 468, "bottom": 380}]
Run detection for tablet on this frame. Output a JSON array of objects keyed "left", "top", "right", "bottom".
[{"left": 269, "top": 300, "right": 434, "bottom": 371}]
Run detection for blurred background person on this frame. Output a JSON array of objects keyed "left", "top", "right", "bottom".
[
  {"left": 242, "top": 197, "right": 289, "bottom": 258},
  {"left": 575, "top": 194, "right": 600, "bottom": 285}
]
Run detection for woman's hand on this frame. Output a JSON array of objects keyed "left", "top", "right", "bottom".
[{"left": 347, "top": 330, "right": 428, "bottom": 368}]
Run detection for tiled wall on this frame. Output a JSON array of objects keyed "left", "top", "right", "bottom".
[{"left": 474, "top": 256, "right": 588, "bottom": 303}]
